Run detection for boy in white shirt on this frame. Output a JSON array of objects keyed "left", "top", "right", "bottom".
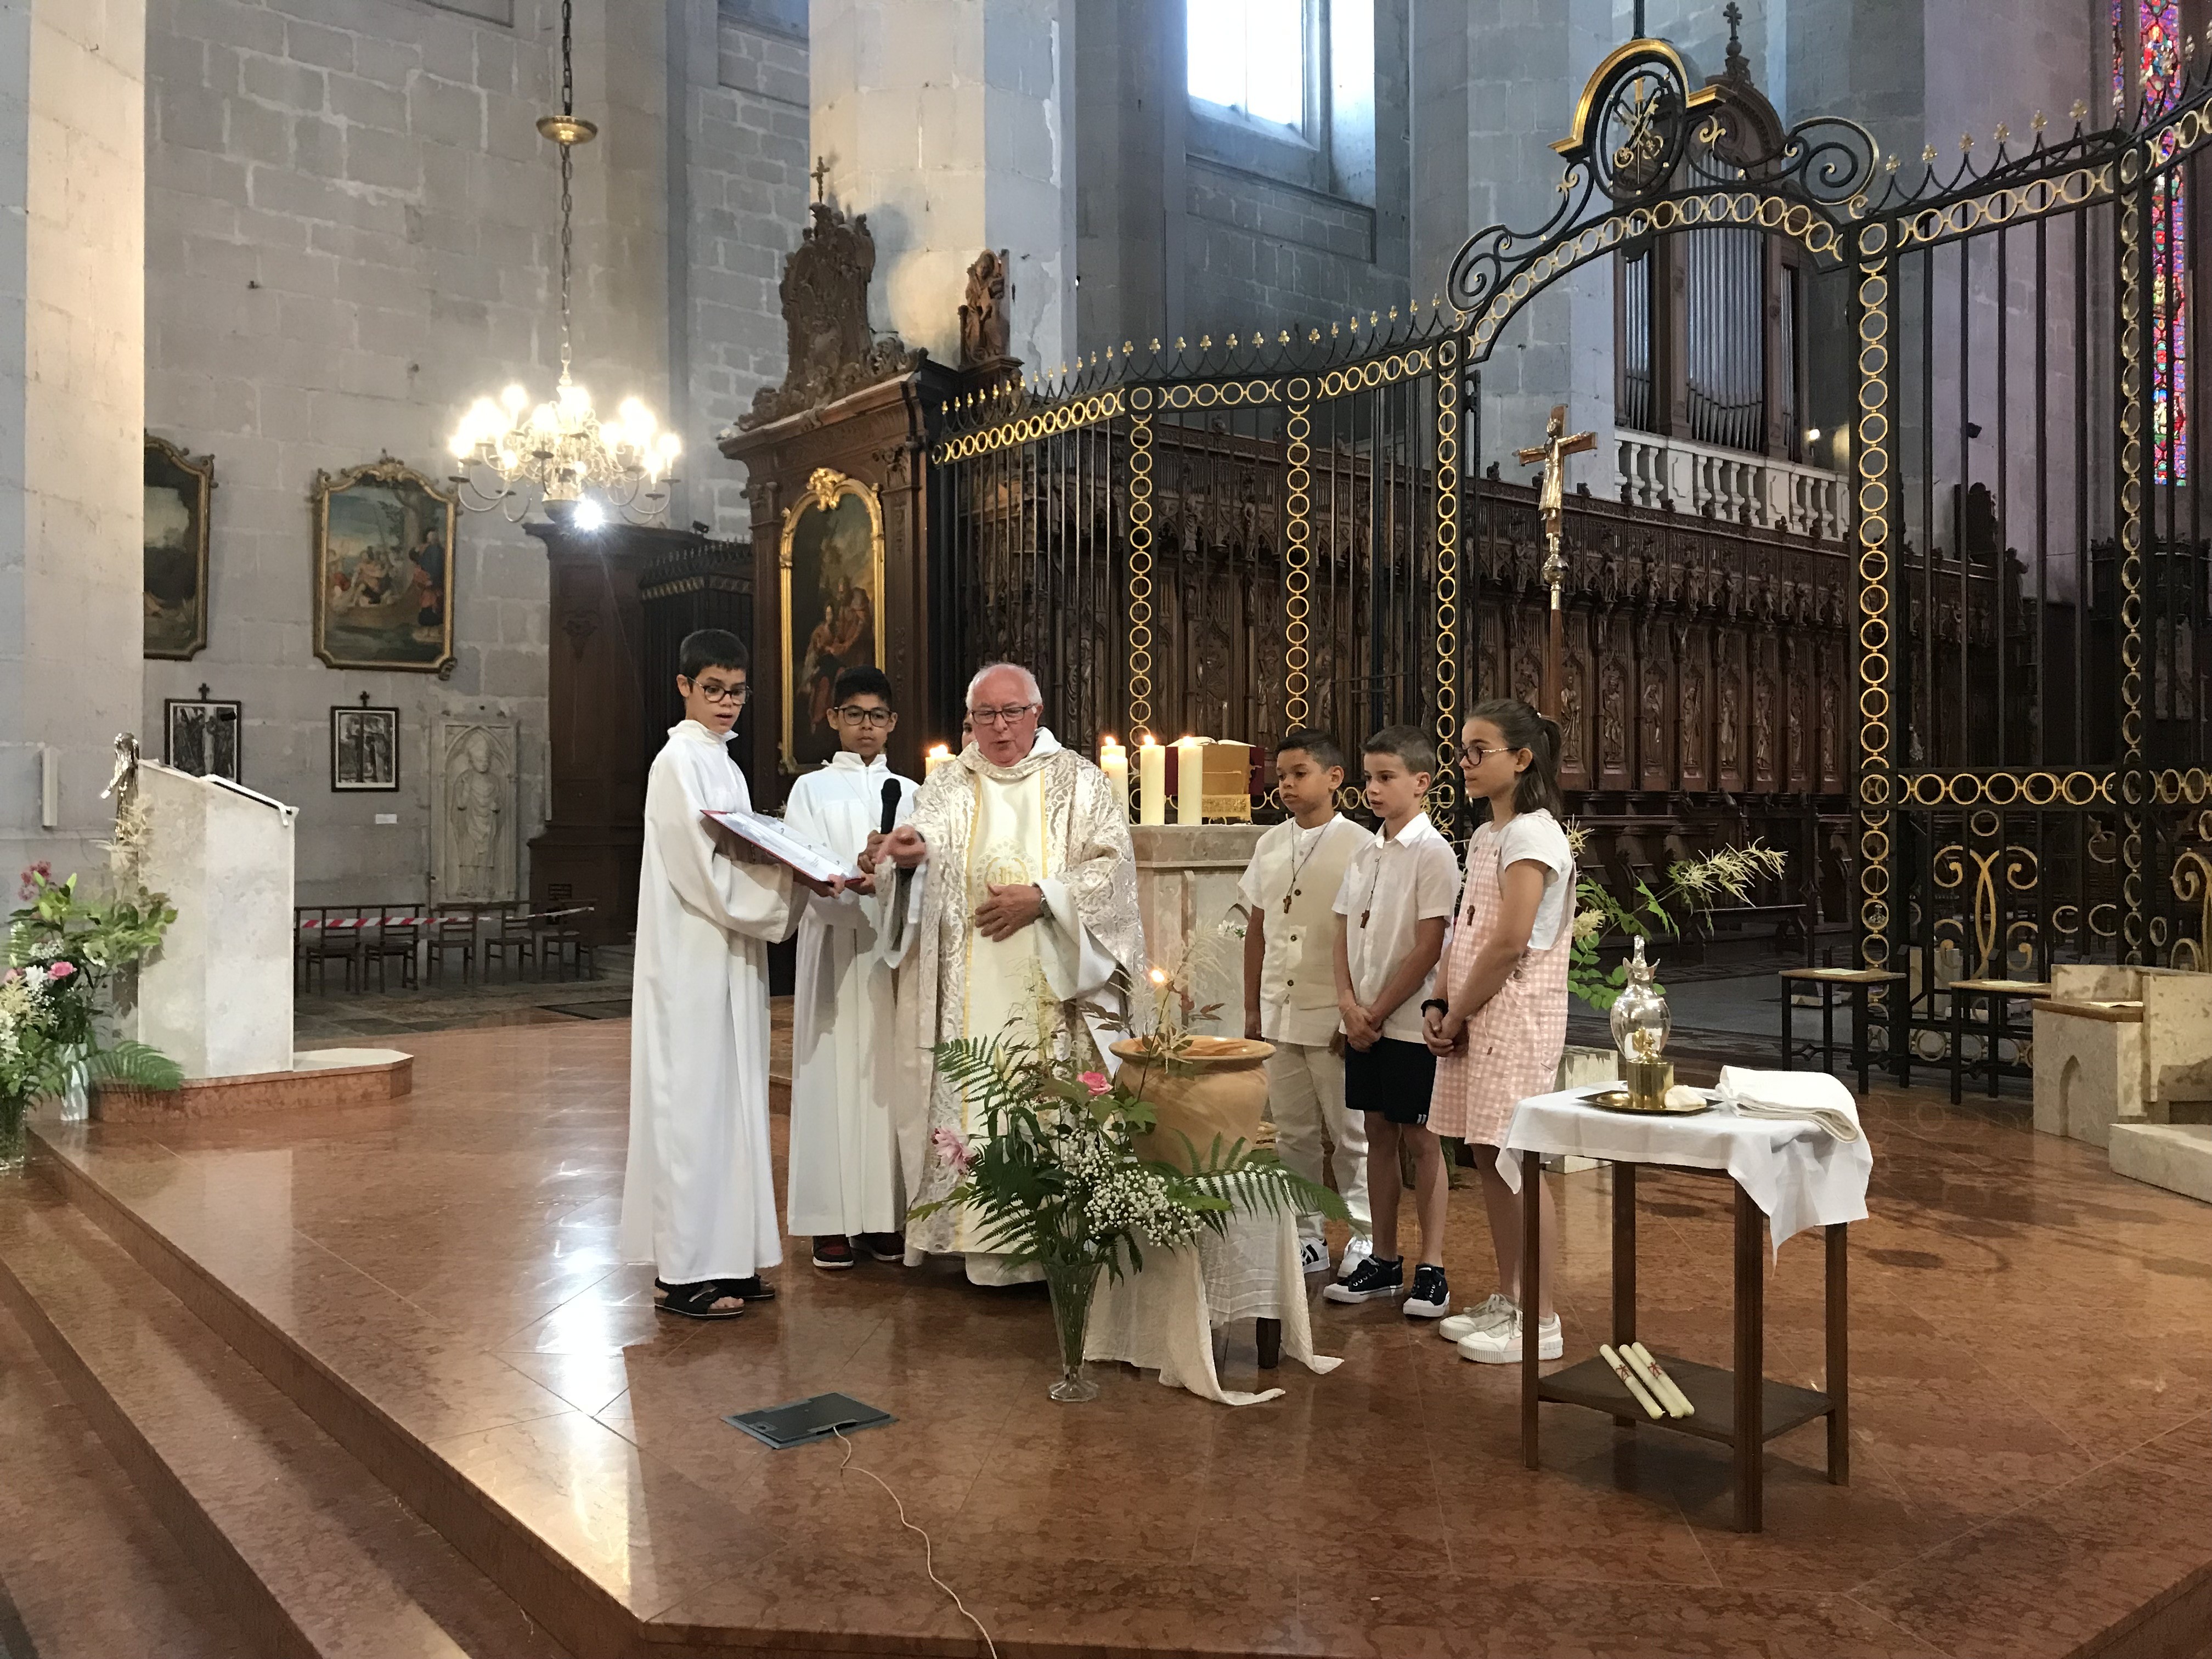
[
  {"left": 1321, "top": 725, "right": 1460, "bottom": 1318},
  {"left": 782, "top": 666, "right": 919, "bottom": 1271},
  {"left": 1239, "top": 729, "right": 1374, "bottom": 1279}
]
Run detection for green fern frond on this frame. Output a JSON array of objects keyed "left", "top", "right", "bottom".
[{"left": 88, "top": 1040, "right": 184, "bottom": 1091}]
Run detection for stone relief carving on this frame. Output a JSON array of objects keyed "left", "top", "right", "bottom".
[
  {"left": 433, "top": 719, "right": 517, "bottom": 902},
  {"left": 960, "top": 249, "right": 1011, "bottom": 366},
  {"left": 736, "top": 200, "right": 924, "bottom": 431}
]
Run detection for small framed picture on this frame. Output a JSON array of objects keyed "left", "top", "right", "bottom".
[
  {"left": 165, "top": 697, "right": 242, "bottom": 781},
  {"left": 331, "top": 705, "right": 400, "bottom": 791}
]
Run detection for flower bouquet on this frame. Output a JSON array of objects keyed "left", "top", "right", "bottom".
[
  {"left": 1565, "top": 834, "right": 1792, "bottom": 1012},
  {"left": 2, "top": 867, "right": 182, "bottom": 1167},
  {"left": 916, "top": 936, "right": 1348, "bottom": 1402}
]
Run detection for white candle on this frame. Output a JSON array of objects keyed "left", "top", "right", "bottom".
[
  {"left": 1137, "top": 736, "right": 1166, "bottom": 826},
  {"left": 1099, "top": 737, "right": 1129, "bottom": 819},
  {"left": 1176, "top": 736, "right": 1205, "bottom": 826},
  {"left": 924, "top": 743, "right": 951, "bottom": 778}
]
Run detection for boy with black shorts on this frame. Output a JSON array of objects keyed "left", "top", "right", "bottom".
[{"left": 1322, "top": 725, "right": 1459, "bottom": 1318}]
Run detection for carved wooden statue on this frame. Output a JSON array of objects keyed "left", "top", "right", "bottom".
[
  {"left": 738, "top": 200, "right": 923, "bottom": 430},
  {"left": 960, "top": 249, "right": 1011, "bottom": 366}
]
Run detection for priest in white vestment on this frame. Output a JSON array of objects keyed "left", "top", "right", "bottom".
[
  {"left": 866, "top": 663, "right": 1147, "bottom": 1285},
  {"left": 782, "top": 667, "right": 920, "bottom": 1268},
  {"left": 622, "top": 630, "right": 823, "bottom": 1321}
]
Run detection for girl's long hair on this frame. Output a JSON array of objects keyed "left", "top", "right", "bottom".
[{"left": 1468, "top": 697, "right": 1564, "bottom": 817}]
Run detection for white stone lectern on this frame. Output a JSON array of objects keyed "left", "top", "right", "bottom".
[{"left": 132, "top": 761, "right": 296, "bottom": 1080}]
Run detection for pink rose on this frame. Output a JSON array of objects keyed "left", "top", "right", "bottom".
[
  {"left": 18, "top": 860, "right": 52, "bottom": 899},
  {"left": 930, "top": 1126, "right": 975, "bottom": 1173},
  {"left": 44, "top": 960, "right": 75, "bottom": 981},
  {"left": 1077, "top": 1071, "right": 1111, "bottom": 1096}
]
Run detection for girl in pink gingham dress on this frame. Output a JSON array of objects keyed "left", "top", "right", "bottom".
[{"left": 1423, "top": 698, "right": 1575, "bottom": 1365}]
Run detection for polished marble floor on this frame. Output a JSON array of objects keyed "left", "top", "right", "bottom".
[{"left": 31, "top": 1022, "right": 2212, "bottom": 1659}]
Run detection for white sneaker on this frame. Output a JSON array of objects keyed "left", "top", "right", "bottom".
[
  {"left": 1438, "top": 1293, "right": 1516, "bottom": 1344},
  {"left": 1456, "top": 1312, "right": 1563, "bottom": 1364},
  {"left": 1335, "top": 1235, "right": 1374, "bottom": 1282},
  {"left": 1297, "top": 1238, "right": 1330, "bottom": 1276}
]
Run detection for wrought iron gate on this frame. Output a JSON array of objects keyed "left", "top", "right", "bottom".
[{"left": 929, "top": 33, "right": 2212, "bottom": 1005}]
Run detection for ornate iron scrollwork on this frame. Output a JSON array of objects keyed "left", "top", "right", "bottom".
[{"left": 1446, "top": 38, "right": 1877, "bottom": 330}]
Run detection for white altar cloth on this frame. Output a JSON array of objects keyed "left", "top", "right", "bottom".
[
  {"left": 1085, "top": 1209, "right": 1340, "bottom": 1406},
  {"left": 1497, "top": 1081, "right": 1873, "bottom": 1254}
]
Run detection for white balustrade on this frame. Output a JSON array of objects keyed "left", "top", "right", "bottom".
[{"left": 1612, "top": 431, "right": 1849, "bottom": 541}]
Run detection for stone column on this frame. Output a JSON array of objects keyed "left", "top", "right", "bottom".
[
  {"left": 809, "top": 0, "right": 1076, "bottom": 371},
  {"left": 0, "top": 0, "right": 146, "bottom": 878},
  {"left": 1414, "top": 0, "right": 1618, "bottom": 479}
]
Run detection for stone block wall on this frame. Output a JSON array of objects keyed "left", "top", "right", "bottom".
[
  {"left": 681, "top": 0, "right": 808, "bottom": 531},
  {"left": 142, "top": 0, "right": 600, "bottom": 906},
  {"left": 1, "top": 0, "right": 148, "bottom": 884}
]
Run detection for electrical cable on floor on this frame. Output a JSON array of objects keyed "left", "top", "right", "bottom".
[{"left": 831, "top": 1424, "right": 998, "bottom": 1658}]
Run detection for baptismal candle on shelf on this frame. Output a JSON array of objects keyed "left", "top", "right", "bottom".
[
  {"left": 1138, "top": 736, "right": 1166, "bottom": 826},
  {"left": 1099, "top": 737, "right": 1130, "bottom": 819},
  {"left": 924, "top": 743, "right": 951, "bottom": 778},
  {"left": 1175, "top": 736, "right": 1205, "bottom": 825}
]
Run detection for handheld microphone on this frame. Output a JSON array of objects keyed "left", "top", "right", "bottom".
[{"left": 881, "top": 778, "right": 901, "bottom": 834}]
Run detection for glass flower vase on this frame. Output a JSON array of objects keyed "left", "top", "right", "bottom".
[{"left": 1042, "top": 1258, "right": 1103, "bottom": 1403}]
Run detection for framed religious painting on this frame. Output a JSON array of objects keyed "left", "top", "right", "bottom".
[
  {"left": 144, "top": 434, "right": 214, "bottom": 660},
  {"left": 165, "top": 693, "right": 241, "bottom": 782},
  {"left": 311, "top": 456, "right": 458, "bottom": 674},
  {"left": 330, "top": 702, "right": 400, "bottom": 791},
  {"left": 778, "top": 466, "right": 885, "bottom": 772}
]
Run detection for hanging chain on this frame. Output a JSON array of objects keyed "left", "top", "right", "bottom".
[
  {"left": 558, "top": 143, "right": 573, "bottom": 378},
  {"left": 556, "top": 0, "right": 575, "bottom": 380}
]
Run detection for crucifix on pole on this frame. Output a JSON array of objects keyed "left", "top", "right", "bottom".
[{"left": 1515, "top": 405, "right": 1596, "bottom": 720}]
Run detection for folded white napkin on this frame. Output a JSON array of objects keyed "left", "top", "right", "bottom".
[{"left": 1716, "top": 1066, "right": 1863, "bottom": 1142}]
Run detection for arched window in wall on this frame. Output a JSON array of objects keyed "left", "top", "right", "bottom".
[{"left": 2116, "top": 0, "right": 2190, "bottom": 480}]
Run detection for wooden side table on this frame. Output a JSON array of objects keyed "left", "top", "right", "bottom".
[
  {"left": 1946, "top": 978, "right": 2052, "bottom": 1102},
  {"left": 1779, "top": 967, "right": 1908, "bottom": 1094},
  {"left": 1519, "top": 1153, "right": 1849, "bottom": 1533}
]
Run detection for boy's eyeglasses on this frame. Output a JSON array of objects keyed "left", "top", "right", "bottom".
[
  {"left": 834, "top": 705, "right": 895, "bottom": 726},
  {"left": 686, "top": 680, "right": 750, "bottom": 705},
  {"left": 970, "top": 703, "right": 1040, "bottom": 728}
]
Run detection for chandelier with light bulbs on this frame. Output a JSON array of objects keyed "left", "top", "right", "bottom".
[{"left": 448, "top": 0, "right": 678, "bottom": 527}]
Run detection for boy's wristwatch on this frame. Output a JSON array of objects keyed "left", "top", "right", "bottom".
[{"left": 1420, "top": 998, "right": 1449, "bottom": 1017}]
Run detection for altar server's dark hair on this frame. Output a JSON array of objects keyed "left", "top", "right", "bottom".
[
  {"left": 678, "top": 628, "right": 749, "bottom": 680},
  {"left": 832, "top": 665, "right": 895, "bottom": 708},
  {"left": 1468, "top": 697, "right": 1564, "bottom": 817},
  {"left": 1362, "top": 724, "right": 1435, "bottom": 777},
  {"left": 1276, "top": 727, "right": 1345, "bottom": 774}
]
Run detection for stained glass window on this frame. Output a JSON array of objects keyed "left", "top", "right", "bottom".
[{"left": 2120, "top": 1, "right": 2190, "bottom": 479}]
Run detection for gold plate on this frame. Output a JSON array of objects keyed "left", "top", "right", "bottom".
[{"left": 1587, "top": 1087, "right": 1712, "bottom": 1116}]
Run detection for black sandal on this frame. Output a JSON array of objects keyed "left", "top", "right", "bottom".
[{"left": 656, "top": 1280, "right": 746, "bottom": 1320}]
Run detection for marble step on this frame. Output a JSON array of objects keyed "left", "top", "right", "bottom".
[
  {"left": 2108, "top": 1121, "right": 2212, "bottom": 1205},
  {"left": 0, "top": 1183, "right": 573, "bottom": 1659}
]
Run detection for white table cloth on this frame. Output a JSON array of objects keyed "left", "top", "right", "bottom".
[
  {"left": 1085, "top": 1209, "right": 1341, "bottom": 1406},
  {"left": 1498, "top": 1081, "right": 1874, "bottom": 1254}
]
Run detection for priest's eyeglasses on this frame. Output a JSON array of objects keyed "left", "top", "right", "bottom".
[
  {"left": 833, "top": 705, "right": 895, "bottom": 726},
  {"left": 686, "top": 679, "right": 750, "bottom": 706},
  {"left": 970, "top": 702, "right": 1040, "bottom": 727}
]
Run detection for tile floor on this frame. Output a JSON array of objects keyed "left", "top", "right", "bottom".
[{"left": 26, "top": 1022, "right": 2212, "bottom": 1659}]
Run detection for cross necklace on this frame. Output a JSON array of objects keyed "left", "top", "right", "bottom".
[{"left": 1282, "top": 825, "right": 1327, "bottom": 914}]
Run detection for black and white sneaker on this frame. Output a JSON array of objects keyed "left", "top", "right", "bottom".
[
  {"left": 1404, "top": 1263, "right": 1451, "bottom": 1318},
  {"left": 1323, "top": 1255, "right": 1405, "bottom": 1304}
]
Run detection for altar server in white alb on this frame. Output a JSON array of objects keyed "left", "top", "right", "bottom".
[
  {"left": 782, "top": 665, "right": 920, "bottom": 1271},
  {"left": 622, "top": 628, "right": 834, "bottom": 1321}
]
